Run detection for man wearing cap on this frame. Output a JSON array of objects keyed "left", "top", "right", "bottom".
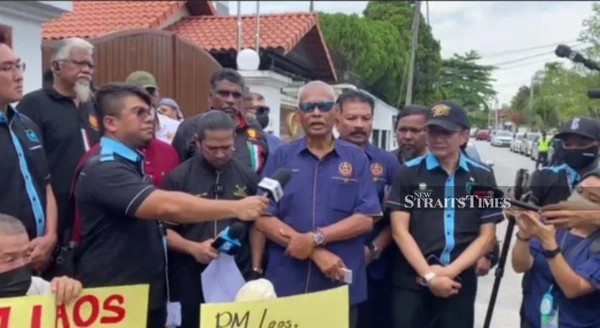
[{"left": 386, "top": 101, "right": 502, "bottom": 328}]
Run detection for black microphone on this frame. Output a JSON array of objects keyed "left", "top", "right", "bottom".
[
  {"left": 588, "top": 89, "right": 600, "bottom": 99},
  {"left": 555, "top": 44, "right": 600, "bottom": 71},
  {"left": 211, "top": 222, "right": 246, "bottom": 255},
  {"left": 257, "top": 168, "right": 292, "bottom": 202}
]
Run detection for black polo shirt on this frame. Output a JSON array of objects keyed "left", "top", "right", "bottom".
[
  {"left": 386, "top": 152, "right": 504, "bottom": 287},
  {"left": 530, "top": 164, "right": 579, "bottom": 206},
  {"left": 163, "top": 155, "right": 259, "bottom": 306},
  {"left": 75, "top": 137, "right": 165, "bottom": 310},
  {"left": 0, "top": 106, "right": 50, "bottom": 240},
  {"left": 17, "top": 87, "right": 100, "bottom": 238}
]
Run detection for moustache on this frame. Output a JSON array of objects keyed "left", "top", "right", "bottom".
[{"left": 350, "top": 130, "right": 367, "bottom": 136}]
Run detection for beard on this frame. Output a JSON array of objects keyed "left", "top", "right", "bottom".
[{"left": 74, "top": 78, "right": 92, "bottom": 103}]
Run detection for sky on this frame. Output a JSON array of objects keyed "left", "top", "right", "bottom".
[{"left": 228, "top": 1, "right": 596, "bottom": 107}]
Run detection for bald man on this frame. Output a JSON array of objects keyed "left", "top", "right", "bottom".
[{"left": 256, "top": 81, "right": 381, "bottom": 328}]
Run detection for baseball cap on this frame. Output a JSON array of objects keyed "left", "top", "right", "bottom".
[
  {"left": 555, "top": 117, "right": 600, "bottom": 141},
  {"left": 126, "top": 71, "right": 158, "bottom": 89},
  {"left": 425, "top": 101, "right": 470, "bottom": 131}
]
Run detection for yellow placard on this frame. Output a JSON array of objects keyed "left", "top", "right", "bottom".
[
  {"left": 0, "top": 284, "right": 148, "bottom": 328},
  {"left": 200, "top": 286, "right": 349, "bottom": 328}
]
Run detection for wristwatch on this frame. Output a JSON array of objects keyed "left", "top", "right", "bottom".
[
  {"left": 542, "top": 247, "right": 561, "bottom": 259},
  {"left": 515, "top": 232, "right": 531, "bottom": 242},
  {"left": 419, "top": 272, "right": 437, "bottom": 287},
  {"left": 368, "top": 243, "right": 381, "bottom": 260},
  {"left": 313, "top": 229, "right": 325, "bottom": 246}
]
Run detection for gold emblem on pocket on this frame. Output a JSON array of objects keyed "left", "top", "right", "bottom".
[
  {"left": 234, "top": 185, "right": 248, "bottom": 197},
  {"left": 339, "top": 162, "right": 353, "bottom": 177},
  {"left": 371, "top": 163, "right": 383, "bottom": 179}
]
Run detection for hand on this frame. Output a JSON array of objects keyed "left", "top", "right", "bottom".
[
  {"left": 519, "top": 211, "right": 556, "bottom": 246},
  {"left": 542, "top": 200, "right": 600, "bottom": 229},
  {"left": 235, "top": 196, "right": 269, "bottom": 221},
  {"left": 514, "top": 212, "right": 535, "bottom": 240},
  {"left": 188, "top": 239, "right": 219, "bottom": 264},
  {"left": 310, "top": 248, "right": 346, "bottom": 281},
  {"left": 429, "top": 276, "right": 461, "bottom": 298},
  {"left": 364, "top": 246, "right": 373, "bottom": 266},
  {"left": 30, "top": 234, "right": 57, "bottom": 273},
  {"left": 280, "top": 230, "right": 315, "bottom": 260},
  {"left": 50, "top": 276, "right": 82, "bottom": 305},
  {"left": 476, "top": 257, "right": 492, "bottom": 277}
]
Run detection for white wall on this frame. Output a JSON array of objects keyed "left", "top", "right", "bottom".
[{"left": 38, "top": 1, "right": 73, "bottom": 12}]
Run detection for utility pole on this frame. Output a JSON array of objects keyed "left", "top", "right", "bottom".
[
  {"left": 529, "top": 76, "right": 534, "bottom": 130},
  {"left": 255, "top": 1, "right": 260, "bottom": 52},
  {"left": 309, "top": 0, "right": 314, "bottom": 12},
  {"left": 237, "top": 1, "right": 242, "bottom": 53},
  {"left": 405, "top": 1, "right": 421, "bottom": 106}
]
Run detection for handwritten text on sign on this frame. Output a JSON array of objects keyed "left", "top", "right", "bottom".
[
  {"left": 0, "top": 284, "right": 148, "bottom": 327},
  {"left": 200, "top": 286, "right": 348, "bottom": 328}
]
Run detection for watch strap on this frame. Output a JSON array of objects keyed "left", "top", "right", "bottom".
[{"left": 542, "top": 247, "right": 561, "bottom": 259}]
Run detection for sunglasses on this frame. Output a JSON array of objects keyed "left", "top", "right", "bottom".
[{"left": 298, "top": 101, "right": 335, "bottom": 113}]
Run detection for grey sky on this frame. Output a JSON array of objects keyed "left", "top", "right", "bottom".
[{"left": 229, "top": 1, "right": 595, "bottom": 106}]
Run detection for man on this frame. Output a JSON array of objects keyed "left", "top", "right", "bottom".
[
  {"left": 75, "top": 83, "right": 267, "bottom": 328},
  {"left": 244, "top": 92, "right": 282, "bottom": 151},
  {"left": 158, "top": 98, "right": 183, "bottom": 122},
  {"left": 0, "top": 32, "right": 59, "bottom": 276},
  {"left": 536, "top": 130, "right": 550, "bottom": 169},
  {"left": 334, "top": 90, "right": 400, "bottom": 328},
  {"left": 256, "top": 81, "right": 381, "bottom": 328},
  {"left": 164, "top": 111, "right": 261, "bottom": 328},
  {"left": 16, "top": 38, "right": 100, "bottom": 272},
  {"left": 172, "top": 69, "right": 269, "bottom": 174},
  {"left": 386, "top": 101, "right": 502, "bottom": 328},
  {"left": 126, "top": 71, "right": 180, "bottom": 145},
  {"left": 0, "top": 214, "right": 81, "bottom": 305},
  {"left": 392, "top": 105, "right": 428, "bottom": 164}
]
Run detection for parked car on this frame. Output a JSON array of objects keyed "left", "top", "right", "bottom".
[
  {"left": 470, "top": 128, "right": 478, "bottom": 138},
  {"left": 491, "top": 130, "right": 512, "bottom": 147},
  {"left": 530, "top": 134, "right": 554, "bottom": 161},
  {"left": 510, "top": 132, "right": 525, "bottom": 152},
  {"left": 475, "top": 130, "right": 489, "bottom": 141},
  {"left": 521, "top": 133, "right": 540, "bottom": 156},
  {"left": 488, "top": 129, "right": 497, "bottom": 142}
]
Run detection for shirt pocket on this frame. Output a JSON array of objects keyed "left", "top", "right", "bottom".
[{"left": 329, "top": 178, "right": 359, "bottom": 213}]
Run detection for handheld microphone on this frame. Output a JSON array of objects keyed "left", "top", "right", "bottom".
[
  {"left": 555, "top": 44, "right": 600, "bottom": 71},
  {"left": 257, "top": 168, "right": 292, "bottom": 202},
  {"left": 211, "top": 222, "right": 246, "bottom": 255}
]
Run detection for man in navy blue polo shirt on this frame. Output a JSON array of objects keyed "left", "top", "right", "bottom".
[
  {"left": 387, "top": 101, "right": 503, "bottom": 328},
  {"left": 256, "top": 81, "right": 381, "bottom": 328},
  {"left": 334, "top": 90, "right": 399, "bottom": 328},
  {"left": 0, "top": 33, "right": 58, "bottom": 275}
]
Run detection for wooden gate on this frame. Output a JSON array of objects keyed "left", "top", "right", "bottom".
[{"left": 42, "top": 29, "right": 222, "bottom": 118}]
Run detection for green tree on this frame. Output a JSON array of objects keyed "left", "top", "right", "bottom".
[{"left": 508, "top": 85, "right": 530, "bottom": 126}]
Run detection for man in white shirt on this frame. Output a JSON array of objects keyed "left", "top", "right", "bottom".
[{"left": 0, "top": 214, "right": 82, "bottom": 305}]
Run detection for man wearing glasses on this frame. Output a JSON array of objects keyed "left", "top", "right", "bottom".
[
  {"left": 16, "top": 38, "right": 100, "bottom": 279},
  {"left": 244, "top": 92, "right": 282, "bottom": 150},
  {"left": 256, "top": 81, "right": 381, "bottom": 328},
  {"left": 172, "top": 69, "right": 269, "bottom": 175}
]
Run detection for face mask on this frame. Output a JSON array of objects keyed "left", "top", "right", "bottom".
[
  {"left": 256, "top": 112, "right": 269, "bottom": 129},
  {"left": 0, "top": 265, "right": 32, "bottom": 298},
  {"left": 564, "top": 145, "right": 599, "bottom": 170}
]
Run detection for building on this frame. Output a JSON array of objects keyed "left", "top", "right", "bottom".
[{"left": 0, "top": 1, "right": 72, "bottom": 94}]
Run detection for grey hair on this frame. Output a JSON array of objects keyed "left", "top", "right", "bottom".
[
  {"left": 297, "top": 81, "right": 336, "bottom": 105},
  {"left": 0, "top": 214, "right": 26, "bottom": 236},
  {"left": 52, "top": 37, "right": 94, "bottom": 62},
  {"left": 197, "top": 110, "right": 235, "bottom": 140}
]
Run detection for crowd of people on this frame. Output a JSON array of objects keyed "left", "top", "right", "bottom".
[{"left": 1, "top": 33, "right": 600, "bottom": 328}]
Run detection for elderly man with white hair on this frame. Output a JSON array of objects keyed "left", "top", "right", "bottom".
[{"left": 17, "top": 38, "right": 101, "bottom": 278}]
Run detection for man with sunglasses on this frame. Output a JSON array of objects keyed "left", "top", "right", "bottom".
[
  {"left": 163, "top": 110, "right": 260, "bottom": 328},
  {"left": 172, "top": 69, "right": 269, "bottom": 174},
  {"left": 244, "top": 92, "right": 282, "bottom": 151},
  {"left": 256, "top": 81, "right": 381, "bottom": 328},
  {"left": 386, "top": 101, "right": 502, "bottom": 328}
]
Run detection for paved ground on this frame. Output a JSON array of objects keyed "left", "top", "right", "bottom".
[{"left": 472, "top": 140, "right": 536, "bottom": 328}]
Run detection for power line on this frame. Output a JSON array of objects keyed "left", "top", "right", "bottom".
[
  {"left": 496, "top": 56, "right": 562, "bottom": 70},
  {"left": 479, "top": 39, "right": 579, "bottom": 58},
  {"left": 489, "top": 43, "right": 587, "bottom": 67}
]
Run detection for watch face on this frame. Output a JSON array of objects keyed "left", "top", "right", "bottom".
[{"left": 314, "top": 233, "right": 325, "bottom": 245}]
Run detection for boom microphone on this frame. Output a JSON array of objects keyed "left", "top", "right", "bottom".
[
  {"left": 258, "top": 168, "right": 292, "bottom": 202},
  {"left": 555, "top": 44, "right": 600, "bottom": 71},
  {"left": 211, "top": 222, "right": 246, "bottom": 255}
]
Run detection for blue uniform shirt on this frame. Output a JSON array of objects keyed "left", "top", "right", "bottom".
[
  {"left": 265, "top": 132, "right": 283, "bottom": 152},
  {"left": 363, "top": 143, "right": 401, "bottom": 280},
  {"left": 523, "top": 230, "right": 600, "bottom": 328},
  {"left": 263, "top": 137, "right": 382, "bottom": 305}
]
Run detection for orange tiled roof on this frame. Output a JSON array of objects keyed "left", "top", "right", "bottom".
[{"left": 42, "top": 1, "right": 216, "bottom": 40}]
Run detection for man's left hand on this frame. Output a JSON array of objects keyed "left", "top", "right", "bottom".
[
  {"left": 476, "top": 257, "right": 491, "bottom": 277},
  {"left": 30, "top": 234, "right": 57, "bottom": 273},
  {"left": 280, "top": 230, "right": 315, "bottom": 260},
  {"left": 542, "top": 200, "right": 600, "bottom": 229}
]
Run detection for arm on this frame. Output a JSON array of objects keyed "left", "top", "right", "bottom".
[
  {"left": 250, "top": 226, "right": 266, "bottom": 270},
  {"left": 371, "top": 226, "right": 393, "bottom": 252},
  {"left": 166, "top": 228, "right": 195, "bottom": 255},
  {"left": 319, "top": 214, "right": 373, "bottom": 244},
  {"left": 45, "top": 185, "right": 58, "bottom": 240},
  {"left": 446, "top": 223, "right": 496, "bottom": 277},
  {"left": 391, "top": 211, "right": 431, "bottom": 277},
  {"left": 511, "top": 236, "right": 534, "bottom": 273},
  {"left": 255, "top": 215, "right": 297, "bottom": 247}
]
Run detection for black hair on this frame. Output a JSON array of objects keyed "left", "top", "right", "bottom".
[
  {"left": 395, "top": 105, "right": 428, "bottom": 129},
  {"left": 336, "top": 90, "right": 375, "bottom": 114},
  {"left": 210, "top": 68, "right": 246, "bottom": 90},
  {"left": 43, "top": 69, "right": 54, "bottom": 86},
  {"left": 197, "top": 110, "right": 235, "bottom": 140},
  {"left": 0, "top": 32, "right": 6, "bottom": 45},
  {"left": 94, "top": 83, "right": 152, "bottom": 135}
]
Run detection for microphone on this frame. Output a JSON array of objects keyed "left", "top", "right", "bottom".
[
  {"left": 257, "top": 168, "right": 292, "bottom": 202},
  {"left": 555, "top": 44, "right": 600, "bottom": 71},
  {"left": 469, "top": 184, "right": 540, "bottom": 212},
  {"left": 211, "top": 222, "right": 246, "bottom": 255},
  {"left": 588, "top": 89, "right": 600, "bottom": 99}
]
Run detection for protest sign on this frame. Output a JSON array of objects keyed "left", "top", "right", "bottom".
[
  {"left": 0, "top": 284, "right": 148, "bottom": 327},
  {"left": 200, "top": 286, "right": 349, "bottom": 328}
]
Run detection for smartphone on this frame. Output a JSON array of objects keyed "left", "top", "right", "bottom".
[
  {"left": 426, "top": 255, "right": 462, "bottom": 283},
  {"left": 340, "top": 268, "right": 353, "bottom": 284}
]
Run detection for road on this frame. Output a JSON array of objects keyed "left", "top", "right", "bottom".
[{"left": 473, "top": 140, "right": 536, "bottom": 328}]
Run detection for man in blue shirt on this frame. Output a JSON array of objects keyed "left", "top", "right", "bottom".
[
  {"left": 335, "top": 90, "right": 399, "bottom": 328},
  {"left": 256, "top": 81, "right": 381, "bottom": 328}
]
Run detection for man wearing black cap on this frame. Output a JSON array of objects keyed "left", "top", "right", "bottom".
[{"left": 386, "top": 101, "right": 502, "bottom": 328}]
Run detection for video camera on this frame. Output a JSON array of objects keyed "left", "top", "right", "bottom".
[{"left": 555, "top": 44, "right": 600, "bottom": 99}]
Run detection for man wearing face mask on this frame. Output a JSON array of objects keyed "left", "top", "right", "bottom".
[{"left": 244, "top": 92, "right": 282, "bottom": 151}]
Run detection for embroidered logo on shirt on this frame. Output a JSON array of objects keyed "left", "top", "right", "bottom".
[
  {"left": 339, "top": 162, "right": 353, "bottom": 177},
  {"left": 370, "top": 163, "right": 383, "bottom": 180},
  {"left": 234, "top": 185, "right": 248, "bottom": 198},
  {"left": 247, "top": 128, "right": 258, "bottom": 140},
  {"left": 25, "top": 130, "right": 39, "bottom": 143},
  {"left": 89, "top": 114, "right": 99, "bottom": 131}
]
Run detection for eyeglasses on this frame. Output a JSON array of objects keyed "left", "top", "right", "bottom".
[
  {"left": 298, "top": 101, "right": 335, "bottom": 113},
  {"left": 216, "top": 90, "right": 243, "bottom": 100},
  {"left": 0, "top": 62, "right": 26, "bottom": 74}
]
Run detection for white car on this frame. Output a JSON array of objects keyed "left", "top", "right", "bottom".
[
  {"left": 491, "top": 130, "right": 512, "bottom": 147},
  {"left": 511, "top": 132, "right": 525, "bottom": 152}
]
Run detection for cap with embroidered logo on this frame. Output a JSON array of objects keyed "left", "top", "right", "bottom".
[
  {"left": 425, "top": 100, "right": 470, "bottom": 131},
  {"left": 555, "top": 117, "right": 600, "bottom": 141}
]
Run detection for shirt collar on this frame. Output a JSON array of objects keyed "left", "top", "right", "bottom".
[
  {"left": 0, "top": 105, "right": 19, "bottom": 123},
  {"left": 295, "top": 135, "right": 341, "bottom": 156},
  {"left": 425, "top": 152, "right": 470, "bottom": 172},
  {"left": 100, "top": 137, "right": 141, "bottom": 163},
  {"left": 364, "top": 142, "right": 378, "bottom": 160}
]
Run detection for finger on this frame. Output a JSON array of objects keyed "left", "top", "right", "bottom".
[
  {"left": 208, "top": 249, "right": 219, "bottom": 259},
  {"left": 541, "top": 210, "right": 570, "bottom": 219},
  {"left": 451, "top": 281, "right": 462, "bottom": 289},
  {"left": 55, "top": 278, "right": 66, "bottom": 305},
  {"left": 541, "top": 202, "right": 568, "bottom": 212},
  {"left": 64, "top": 281, "right": 76, "bottom": 305},
  {"left": 546, "top": 218, "right": 570, "bottom": 227}
]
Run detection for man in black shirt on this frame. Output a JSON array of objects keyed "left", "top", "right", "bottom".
[
  {"left": 392, "top": 105, "right": 428, "bottom": 164},
  {"left": 17, "top": 38, "right": 100, "bottom": 262},
  {"left": 164, "top": 110, "right": 259, "bottom": 328},
  {"left": 75, "top": 83, "right": 269, "bottom": 328},
  {"left": 0, "top": 32, "right": 58, "bottom": 275}
]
